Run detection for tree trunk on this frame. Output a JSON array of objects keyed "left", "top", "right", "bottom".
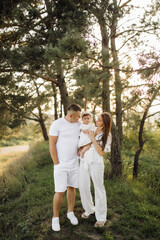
[
  {"left": 133, "top": 147, "right": 143, "bottom": 178},
  {"left": 110, "top": 122, "right": 122, "bottom": 177},
  {"left": 56, "top": 60, "right": 69, "bottom": 115},
  {"left": 111, "top": 0, "right": 123, "bottom": 147},
  {"left": 95, "top": 9, "right": 122, "bottom": 177},
  {"left": 84, "top": 96, "right": 87, "bottom": 110},
  {"left": 45, "top": 0, "right": 69, "bottom": 115},
  {"left": 59, "top": 100, "right": 63, "bottom": 118},
  {"left": 38, "top": 107, "right": 49, "bottom": 141},
  {"left": 96, "top": 14, "right": 110, "bottom": 112},
  {"left": 133, "top": 86, "right": 160, "bottom": 178},
  {"left": 51, "top": 82, "right": 58, "bottom": 120}
]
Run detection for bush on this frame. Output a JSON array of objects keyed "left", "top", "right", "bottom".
[{"left": 139, "top": 165, "right": 160, "bottom": 194}]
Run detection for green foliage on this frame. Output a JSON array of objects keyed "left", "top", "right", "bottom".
[
  {"left": 45, "top": 31, "right": 87, "bottom": 62},
  {"left": 123, "top": 128, "right": 160, "bottom": 194},
  {"left": 0, "top": 122, "right": 42, "bottom": 146},
  {"left": 122, "top": 130, "right": 138, "bottom": 152},
  {"left": 0, "top": 140, "right": 160, "bottom": 239},
  {"left": 139, "top": 164, "right": 160, "bottom": 194},
  {"left": 72, "top": 64, "right": 101, "bottom": 108},
  {"left": 0, "top": 141, "right": 50, "bottom": 201}
]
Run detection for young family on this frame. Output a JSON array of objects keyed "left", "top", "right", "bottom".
[{"left": 49, "top": 104, "right": 112, "bottom": 231}]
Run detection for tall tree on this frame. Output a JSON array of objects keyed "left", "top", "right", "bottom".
[
  {"left": 133, "top": 51, "right": 160, "bottom": 177},
  {"left": 133, "top": 83, "right": 160, "bottom": 178},
  {"left": 0, "top": 0, "right": 89, "bottom": 122}
]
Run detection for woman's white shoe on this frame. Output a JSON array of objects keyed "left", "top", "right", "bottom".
[{"left": 94, "top": 221, "right": 106, "bottom": 228}]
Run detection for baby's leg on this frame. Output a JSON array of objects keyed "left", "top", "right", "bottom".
[{"left": 80, "top": 143, "right": 91, "bottom": 158}]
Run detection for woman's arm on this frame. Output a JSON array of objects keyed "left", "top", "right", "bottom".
[{"left": 87, "top": 130, "right": 105, "bottom": 156}]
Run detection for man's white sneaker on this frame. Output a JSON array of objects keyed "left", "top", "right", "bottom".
[
  {"left": 67, "top": 211, "right": 78, "bottom": 225},
  {"left": 52, "top": 217, "right": 60, "bottom": 231}
]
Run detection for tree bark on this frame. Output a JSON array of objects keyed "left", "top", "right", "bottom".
[
  {"left": 84, "top": 96, "right": 87, "bottom": 110},
  {"left": 38, "top": 107, "right": 49, "bottom": 141},
  {"left": 51, "top": 82, "right": 58, "bottom": 120},
  {"left": 93, "top": 6, "right": 122, "bottom": 177},
  {"left": 111, "top": 0, "right": 123, "bottom": 147},
  {"left": 56, "top": 60, "right": 69, "bottom": 115},
  {"left": 93, "top": 8, "right": 110, "bottom": 112},
  {"left": 99, "top": 19, "right": 111, "bottom": 112},
  {"left": 110, "top": 121, "right": 122, "bottom": 176}
]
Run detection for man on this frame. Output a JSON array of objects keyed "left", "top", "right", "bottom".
[{"left": 49, "top": 104, "right": 81, "bottom": 231}]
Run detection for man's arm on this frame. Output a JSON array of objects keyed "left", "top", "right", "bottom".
[{"left": 49, "top": 136, "right": 59, "bottom": 165}]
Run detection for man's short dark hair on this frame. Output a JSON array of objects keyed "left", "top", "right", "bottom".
[{"left": 67, "top": 104, "right": 81, "bottom": 112}]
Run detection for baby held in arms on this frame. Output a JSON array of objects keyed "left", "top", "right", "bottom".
[{"left": 78, "top": 111, "right": 95, "bottom": 158}]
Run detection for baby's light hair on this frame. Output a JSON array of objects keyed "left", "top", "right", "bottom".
[{"left": 81, "top": 111, "right": 92, "bottom": 118}]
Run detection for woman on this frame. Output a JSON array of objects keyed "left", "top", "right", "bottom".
[{"left": 79, "top": 112, "right": 112, "bottom": 227}]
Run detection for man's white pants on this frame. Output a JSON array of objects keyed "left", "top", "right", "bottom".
[{"left": 79, "top": 160, "right": 107, "bottom": 222}]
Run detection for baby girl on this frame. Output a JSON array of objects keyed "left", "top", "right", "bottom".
[{"left": 78, "top": 111, "right": 95, "bottom": 158}]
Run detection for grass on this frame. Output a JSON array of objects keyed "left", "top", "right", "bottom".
[{"left": 0, "top": 142, "right": 160, "bottom": 240}]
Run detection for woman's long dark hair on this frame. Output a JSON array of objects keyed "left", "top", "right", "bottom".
[{"left": 101, "top": 112, "right": 112, "bottom": 150}]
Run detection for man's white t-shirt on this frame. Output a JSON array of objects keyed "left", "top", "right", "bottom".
[{"left": 49, "top": 117, "right": 81, "bottom": 167}]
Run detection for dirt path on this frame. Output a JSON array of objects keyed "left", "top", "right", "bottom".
[
  {"left": 0, "top": 145, "right": 29, "bottom": 155},
  {"left": 0, "top": 145, "right": 30, "bottom": 175}
]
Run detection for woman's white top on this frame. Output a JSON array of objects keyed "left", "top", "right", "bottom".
[
  {"left": 80, "top": 129, "right": 111, "bottom": 169},
  {"left": 78, "top": 123, "right": 95, "bottom": 148}
]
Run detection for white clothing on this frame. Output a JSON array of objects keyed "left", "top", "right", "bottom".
[
  {"left": 49, "top": 117, "right": 80, "bottom": 192},
  {"left": 81, "top": 131, "right": 111, "bottom": 170},
  {"left": 79, "top": 131, "right": 111, "bottom": 222},
  {"left": 78, "top": 123, "right": 95, "bottom": 148},
  {"left": 49, "top": 117, "right": 81, "bottom": 167},
  {"left": 79, "top": 161, "right": 107, "bottom": 221},
  {"left": 54, "top": 163, "right": 79, "bottom": 192}
]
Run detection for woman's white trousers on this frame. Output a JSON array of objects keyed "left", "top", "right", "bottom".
[{"left": 79, "top": 160, "right": 107, "bottom": 222}]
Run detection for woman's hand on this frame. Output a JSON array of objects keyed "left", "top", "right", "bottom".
[
  {"left": 87, "top": 130, "right": 105, "bottom": 156},
  {"left": 87, "top": 130, "right": 95, "bottom": 141}
]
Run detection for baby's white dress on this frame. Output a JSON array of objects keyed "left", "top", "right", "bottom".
[{"left": 78, "top": 123, "right": 95, "bottom": 148}]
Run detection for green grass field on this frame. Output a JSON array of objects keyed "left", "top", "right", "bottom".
[{"left": 0, "top": 142, "right": 160, "bottom": 240}]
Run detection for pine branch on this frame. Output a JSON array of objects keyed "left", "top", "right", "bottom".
[
  {"left": 118, "top": 0, "right": 122, "bottom": 6},
  {"left": 146, "top": 111, "right": 160, "bottom": 119},
  {"left": 24, "top": 116, "right": 39, "bottom": 122},
  {"left": 122, "top": 98, "right": 142, "bottom": 113},
  {"left": 117, "top": 33, "right": 139, "bottom": 51},
  {"left": 85, "top": 55, "right": 160, "bottom": 73},
  {"left": 122, "top": 83, "right": 156, "bottom": 89},
  {"left": 115, "top": 27, "right": 159, "bottom": 38},
  {"left": 120, "top": 0, "right": 132, "bottom": 9},
  {"left": 0, "top": 68, "right": 58, "bottom": 85}
]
